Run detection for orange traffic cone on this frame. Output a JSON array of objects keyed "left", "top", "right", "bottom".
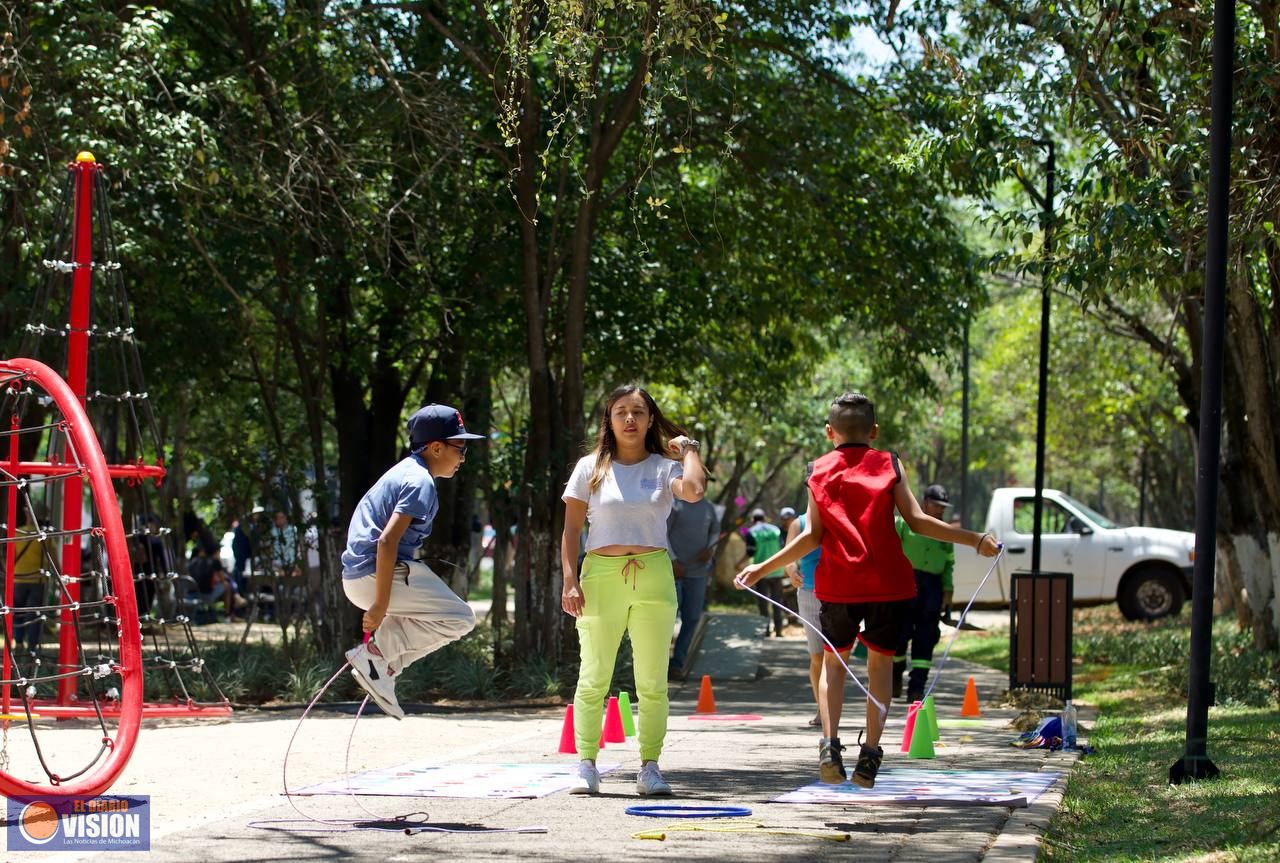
[
  {"left": 695, "top": 674, "right": 717, "bottom": 714},
  {"left": 961, "top": 676, "right": 982, "bottom": 717},
  {"left": 603, "top": 696, "right": 626, "bottom": 743}
]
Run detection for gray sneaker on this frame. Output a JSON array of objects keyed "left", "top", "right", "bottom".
[
  {"left": 819, "top": 737, "right": 847, "bottom": 784},
  {"left": 568, "top": 760, "right": 600, "bottom": 795},
  {"left": 636, "top": 762, "right": 673, "bottom": 796},
  {"left": 345, "top": 642, "right": 404, "bottom": 720}
]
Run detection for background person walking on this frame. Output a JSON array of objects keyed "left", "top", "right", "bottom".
[
  {"left": 667, "top": 491, "right": 720, "bottom": 677},
  {"left": 741, "top": 509, "right": 786, "bottom": 637},
  {"left": 784, "top": 465, "right": 825, "bottom": 728}
]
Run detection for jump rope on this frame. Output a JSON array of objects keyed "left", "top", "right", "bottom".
[
  {"left": 250, "top": 636, "right": 548, "bottom": 836},
  {"left": 736, "top": 545, "right": 1006, "bottom": 721},
  {"left": 259, "top": 547, "right": 1002, "bottom": 836}
]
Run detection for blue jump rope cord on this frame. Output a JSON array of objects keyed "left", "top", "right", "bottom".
[
  {"left": 624, "top": 804, "right": 753, "bottom": 818},
  {"left": 739, "top": 545, "right": 1005, "bottom": 721}
]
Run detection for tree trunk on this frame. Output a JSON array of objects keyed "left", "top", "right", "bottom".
[
  {"left": 313, "top": 526, "right": 360, "bottom": 655},
  {"left": 508, "top": 6, "right": 661, "bottom": 671},
  {"left": 425, "top": 355, "right": 490, "bottom": 597},
  {"left": 509, "top": 37, "right": 570, "bottom": 662},
  {"left": 330, "top": 367, "right": 373, "bottom": 524},
  {"left": 1215, "top": 264, "right": 1280, "bottom": 650}
]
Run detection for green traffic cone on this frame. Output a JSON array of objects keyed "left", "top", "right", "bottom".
[
  {"left": 908, "top": 709, "right": 936, "bottom": 759},
  {"left": 618, "top": 691, "right": 636, "bottom": 737},
  {"left": 923, "top": 694, "right": 940, "bottom": 742}
]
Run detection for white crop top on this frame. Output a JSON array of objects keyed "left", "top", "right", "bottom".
[{"left": 562, "top": 453, "right": 684, "bottom": 551}]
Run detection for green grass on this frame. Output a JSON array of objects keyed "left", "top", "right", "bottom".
[
  {"left": 943, "top": 628, "right": 1010, "bottom": 672},
  {"left": 947, "top": 607, "right": 1280, "bottom": 863}
]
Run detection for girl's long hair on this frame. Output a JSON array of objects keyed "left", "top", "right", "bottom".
[{"left": 587, "top": 384, "right": 686, "bottom": 493}]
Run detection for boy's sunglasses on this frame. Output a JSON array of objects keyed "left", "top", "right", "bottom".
[{"left": 445, "top": 441, "right": 467, "bottom": 456}]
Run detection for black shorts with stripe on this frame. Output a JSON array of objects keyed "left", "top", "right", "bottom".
[{"left": 818, "top": 598, "right": 912, "bottom": 655}]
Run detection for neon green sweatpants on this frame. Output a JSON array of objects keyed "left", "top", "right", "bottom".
[{"left": 574, "top": 549, "right": 677, "bottom": 763}]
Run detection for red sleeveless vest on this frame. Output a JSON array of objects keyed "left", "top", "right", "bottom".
[{"left": 808, "top": 444, "right": 916, "bottom": 603}]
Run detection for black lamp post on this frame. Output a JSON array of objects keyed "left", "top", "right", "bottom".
[
  {"left": 1014, "top": 139, "right": 1055, "bottom": 572},
  {"left": 1170, "top": 0, "right": 1233, "bottom": 785},
  {"left": 960, "top": 313, "right": 970, "bottom": 530}
]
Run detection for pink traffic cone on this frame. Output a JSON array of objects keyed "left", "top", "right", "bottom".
[
  {"left": 900, "top": 700, "right": 922, "bottom": 753},
  {"left": 603, "top": 696, "right": 626, "bottom": 743},
  {"left": 558, "top": 704, "right": 577, "bottom": 754}
]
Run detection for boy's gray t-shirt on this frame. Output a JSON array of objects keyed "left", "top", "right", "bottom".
[{"left": 342, "top": 454, "right": 438, "bottom": 578}]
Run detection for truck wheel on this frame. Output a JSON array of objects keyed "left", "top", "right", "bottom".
[{"left": 1118, "top": 567, "right": 1186, "bottom": 621}]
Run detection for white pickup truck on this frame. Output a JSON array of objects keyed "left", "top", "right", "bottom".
[{"left": 951, "top": 487, "right": 1196, "bottom": 621}]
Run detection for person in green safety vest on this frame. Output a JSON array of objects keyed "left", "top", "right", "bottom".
[
  {"left": 893, "top": 484, "right": 955, "bottom": 703},
  {"left": 740, "top": 508, "right": 786, "bottom": 637}
]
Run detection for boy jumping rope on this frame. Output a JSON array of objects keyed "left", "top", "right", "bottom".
[
  {"left": 737, "top": 393, "right": 998, "bottom": 787},
  {"left": 341, "top": 404, "right": 483, "bottom": 718}
]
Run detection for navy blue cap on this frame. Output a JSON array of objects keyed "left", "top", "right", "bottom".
[
  {"left": 924, "top": 484, "right": 951, "bottom": 505},
  {"left": 408, "top": 404, "right": 485, "bottom": 449}
]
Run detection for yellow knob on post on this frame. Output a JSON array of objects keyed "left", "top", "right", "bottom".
[{"left": 75, "top": 151, "right": 96, "bottom": 163}]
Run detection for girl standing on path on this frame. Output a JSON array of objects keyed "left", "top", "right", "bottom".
[{"left": 561, "top": 384, "right": 706, "bottom": 796}]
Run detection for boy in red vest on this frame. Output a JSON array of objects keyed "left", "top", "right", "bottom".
[{"left": 737, "top": 393, "right": 998, "bottom": 787}]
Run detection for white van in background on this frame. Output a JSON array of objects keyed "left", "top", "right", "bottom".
[{"left": 952, "top": 488, "right": 1195, "bottom": 620}]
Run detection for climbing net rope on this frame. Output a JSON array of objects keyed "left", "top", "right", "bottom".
[
  {"left": 10, "top": 160, "right": 227, "bottom": 715},
  {"left": 0, "top": 358, "right": 142, "bottom": 796}
]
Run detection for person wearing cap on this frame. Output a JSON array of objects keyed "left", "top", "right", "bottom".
[
  {"left": 893, "top": 483, "right": 956, "bottom": 703},
  {"left": 739, "top": 508, "right": 787, "bottom": 637},
  {"left": 561, "top": 384, "right": 705, "bottom": 797},
  {"left": 339, "top": 403, "right": 484, "bottom": 719}
]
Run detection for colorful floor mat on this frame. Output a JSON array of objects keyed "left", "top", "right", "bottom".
[
  {"left": 774, "top": 768, "right": 1060, "bottom": 808},
  {"left": 294, "top": 761, "right": 621, "bottom": 799}
]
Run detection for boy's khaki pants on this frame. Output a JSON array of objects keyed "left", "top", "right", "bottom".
[{"left": 343, "top": 560, "right": 476, "bottom": 672}]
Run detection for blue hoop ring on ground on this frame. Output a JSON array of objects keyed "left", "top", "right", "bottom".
[{"left": 624, "top": 805, "right": 752, "bottom": 818}]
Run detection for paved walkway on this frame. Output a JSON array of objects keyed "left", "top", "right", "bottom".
[{"left": 33, "top": 614, "right": 1077, "bottom": 862}]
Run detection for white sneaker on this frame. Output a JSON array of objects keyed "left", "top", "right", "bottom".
[
  {"left": 568, "top": 760, "right": 600, "bottom": 795},
  {"left": 636, "top": 762, "right": 672, "bottom": 796},
  {"left": 345, "top": 643, "right": 404, "bottom": 720}
]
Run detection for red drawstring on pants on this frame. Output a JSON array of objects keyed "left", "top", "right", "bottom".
[{"left": 621, "top": 557, "right": 646, "bottom": 589}]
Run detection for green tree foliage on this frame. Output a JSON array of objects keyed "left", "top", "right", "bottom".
[
  {"left": 4, "top": 1, "right": 990, "bottom": 668},
  {"left": 887, "top": 1, "right": 1280, "bottom": 648}
]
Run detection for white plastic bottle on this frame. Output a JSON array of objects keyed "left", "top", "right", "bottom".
[{"left": 1062, "top": 700, "right": 1078, "bottom": 750}]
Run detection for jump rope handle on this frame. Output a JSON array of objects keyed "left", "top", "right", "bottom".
[{"left": 362, "top": 630, "right": 372, "bottom": 644}]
